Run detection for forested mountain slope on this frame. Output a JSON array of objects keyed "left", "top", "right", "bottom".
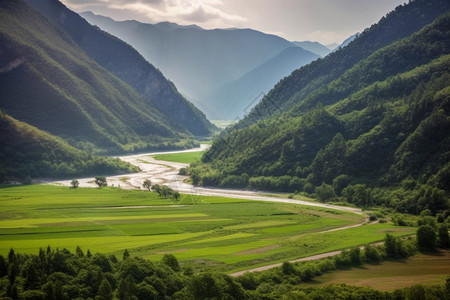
[
  {"left": 0, "top": 0, "right": 197, "bottom": 156},
  {"left": 0, "top": 111, "right": 137, "bottom": 181},
  {"left": 26, "top": 0, "right": 214, "bottom": 137},
  {"left": 243, "top": 0, "right": 450, "bottom": 125},
  {"left": 191, "top": 0, "right": 450, "bottom": 214}
]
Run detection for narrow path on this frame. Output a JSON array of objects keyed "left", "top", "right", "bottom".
[{"left": 230, "top": 239, "right": 384, "bottom": 277}]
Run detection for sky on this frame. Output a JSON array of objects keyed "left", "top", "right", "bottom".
[{"left": 61, "top": 0, "right": 406, "bottom": 45}]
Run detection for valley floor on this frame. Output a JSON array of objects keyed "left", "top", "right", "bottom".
[{"left": 47, "top": 144, "right": 362, "bottom": 215}]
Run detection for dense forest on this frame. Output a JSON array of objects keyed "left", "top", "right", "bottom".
[
  {"left": 190, "top": 0, "right": 450, "bottom": 215},
  {"left": 0, "top": 111, "right": 138, "bottom": 182},
  {"left": 1, "top": 224, "right": 449, "bottom": 300}
]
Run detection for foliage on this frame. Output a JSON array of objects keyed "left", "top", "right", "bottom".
[
  {"left": 94, "top": 176, "right": 108, "bottom": 189},
  {"left": 70, "top": 179, "right": 79, "bottom": 189},
  {"left": 191, "top": 5, "right": 450, "bottom": 215},
  {"left": 2, "top": 246, "right": 448, "bottom": 300},
  {"left": 417, "top": 225, "right": 437, "bottom": 251},
  {"left": 0, "top": 111, "right": 139, "bottom": 182},
  {"left": 142, "top": 179, "right": 152, "bottom": 191}
]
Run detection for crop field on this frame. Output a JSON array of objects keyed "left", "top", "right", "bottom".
[
  {"left": 0, "top": 185, "right": 415, "bottom": 273},
  {"left": 303, "top": 249, "right": 450, "bottom": 290},
  {"left": 152, "top": 151, "right": 204, "bottom": 163}
]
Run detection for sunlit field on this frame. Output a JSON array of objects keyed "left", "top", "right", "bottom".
[
  {"left": 0, "top": 185, "right": 415, "bottom": 273},
  {"left": 152, "top": 151, "right": 204, "bottom": 164}
]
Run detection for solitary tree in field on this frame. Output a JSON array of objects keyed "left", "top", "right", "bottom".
[
  {"left": 70, "top": 179, "right": 79, "bottom": 188},
  {"left": 173, "top": 191, "right": 181, "bottom": 201},
  {"left": 94, "top": 176, "right": 107, "bottom": 188},
  {"left": 417, "top": 225, "right": 437, "bottom": 251},
  {"left": 143, "top": 179, "right": 152, "bottom": 191}
]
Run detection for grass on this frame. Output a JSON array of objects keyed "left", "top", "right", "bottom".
[
  {"left": 152, "top": 151, "right": 204, "bottom": 164},
  {"left": 302, "top": 249, "right": 450, "bottom": 291},
  {"left": 0, "top": 184, "right": 416, "bottom": 272}
]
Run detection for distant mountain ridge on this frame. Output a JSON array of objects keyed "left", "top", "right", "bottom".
[
  {"left": 80, "top": 11, "right": 319, "bottom": 119},
  {"left": 206, "top": 47, "right": 319, "bottom": 120},
  {"left": 292, "top": 41, "right": 331, "bottom": 57},
  {"left": 26, "top": 0, "right": 215, "bottom": 137}
]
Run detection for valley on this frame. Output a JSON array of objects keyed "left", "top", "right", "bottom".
[{"left": 1, "top": 0, "right": 449, "bottom": 299}]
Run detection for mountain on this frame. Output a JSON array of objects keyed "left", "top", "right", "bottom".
[
  {"left": 205, "top": 47, "right": 319, "bottom": 120},
  {"left": 80, "top": 12, "right": 311, "bottom": 118},
  {"left": 292, "top": 41, "right": 331, "bottom": 57},
  {"left": 0, "top": 110, "right": 137, "bottom": 182},
  {"left": 325, "top": 43, "right": 339, "bottom": 50},
  {"left": 0, "top": 0, "right": 196, "bottom": 156},
  {"left": 26, "top": 0, "right": 215, "bottom": 137},
  {"left": 190, "top": 0, "right": 450, "bottom": 215},
  {"left": 330, "top": 33, "right": 360, "bottom": 52}
]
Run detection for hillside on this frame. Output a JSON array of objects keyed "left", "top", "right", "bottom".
[
  {"left": 0, "top": 0, "right": 197, "bottom": 156},
  {"left": 80, "top": 11, "right": 316, "bottom": 119},
  {"left": 244, "top": 0, "right": 450, "bottom": 124},
  {"left": 205, "top": 47, "right": 319, "bottom": 120},
  {"left": 26, "top": 0, "right": 214, "bottom": 137},
  {"left": 0, "top": 110, "right": 137, "bottom": 182},
  {"left": 190, "top": 0, "right": 450, "bottom": 215}
]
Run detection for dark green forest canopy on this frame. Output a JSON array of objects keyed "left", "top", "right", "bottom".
[
  {"left": 0, "top": 111, "right": 138, "bottom": 182},
  {"left": 191, "top": 2, "right": 450, "bottom": 215}
]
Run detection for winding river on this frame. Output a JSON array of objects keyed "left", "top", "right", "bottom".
[{"left": 52, "top": 144, "right": 362, "bottom": 215}]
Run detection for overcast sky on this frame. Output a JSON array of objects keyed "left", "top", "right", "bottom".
[{"left": 61, "top": 0, "right": 406, "bottom": 45}]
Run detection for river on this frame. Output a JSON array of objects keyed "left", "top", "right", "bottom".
[{"left": 50, "top": 144, "right": 362, "bottom": 215}]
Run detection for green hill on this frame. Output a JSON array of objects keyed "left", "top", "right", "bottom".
[
  {"left": 191, "top": 0, "right": 450, "bottom": 214},
  {"left": 25, "top": 0, "right": 215, "bottom": 137},
  {"left": 0, "top": 110, "right": 138, "bottom": 182},
  {"left": 0, "top": 0, "right": 196, "bottom": 155}
]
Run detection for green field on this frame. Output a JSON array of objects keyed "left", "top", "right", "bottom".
[
  {"left": 152, "top": 151, "right": 204, "bottom": 163},
  {"left": 0, "top": 185, "right": 415, "bottom": 273},
  {"left": 303, "top": 249, "right": 450, "bottom": 291}
]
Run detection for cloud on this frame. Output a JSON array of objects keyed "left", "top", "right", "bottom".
[{"left": 64, "top": 0, "right": 246, "bottom": 28}]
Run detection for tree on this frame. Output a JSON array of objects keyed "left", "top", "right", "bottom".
[
  {"left": 70, "top": 179, "right": 79, "bottom": 188},
  {"left": 315, "top": 183, "right": 336, "bottom": 202},
  {"left": 385, "top": 234, "right": 399, "bottom": 258},
  {"left": 94, "top": 176, "right": 107, "bottom": 188},
  {"left": 151, "top": 184, "right": 162, "bottom": 196},
  {"left": 173, "top": 191, "right": 180, "bottom": 201},
  {"left": 349, "top": 247, "right": 362, "bottom": 266},
  {"left": 162, "top": 254, "right": 180, "bottom": 272},
  {"left": 142, "top": 179, "right": 152, "bottom": 191},
  {"left": 96, "top": 279, "right": 113, "bottom": 300},
  {"left": 437, "top": 223, "right": 449, "bottom": 248},
  {"left": 417, "top": 225, "right": 437, "bottom": 251},
  {"left": 123, "top": 249, "right": 130, "bottom": 261}
]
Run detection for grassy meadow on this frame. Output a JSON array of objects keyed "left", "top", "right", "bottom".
[
  {"left": 0, "top": 184, "right": 416, "bottom": 273},
  {"left": 151, "top": 151, "right": 204, "bottom": 164}
]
